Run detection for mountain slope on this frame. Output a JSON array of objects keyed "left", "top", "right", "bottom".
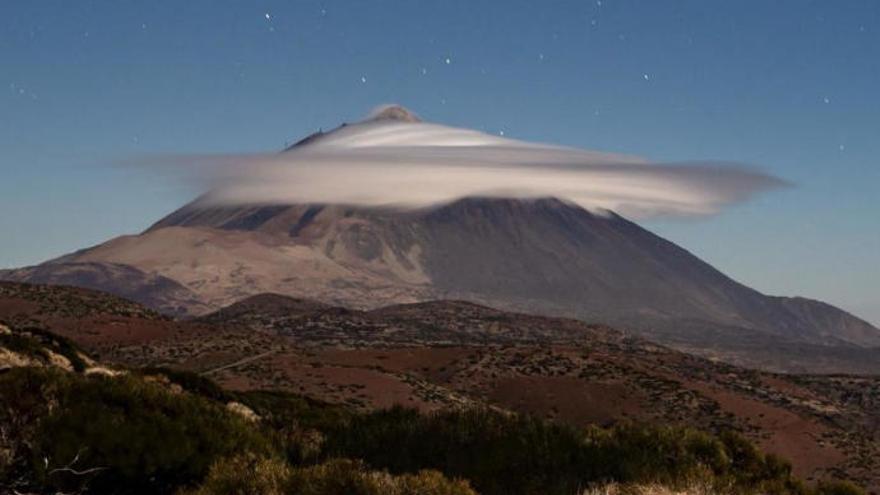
[
  {"left": 48, "top": 196, "right": 879, "bottom": 349},
  {"left": 0, "top": 261, "right": 208, "bottom": 316},
  {"left": 2, "top": 109, "right": 877, "bottom": 372}
]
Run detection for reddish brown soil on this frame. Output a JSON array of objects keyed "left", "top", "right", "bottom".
[
  {"left": 689, "top": 382, "right": 845, "bottom": 481},
  {"left": 488, "top": 376, "right": 643, "bottom": 425}
]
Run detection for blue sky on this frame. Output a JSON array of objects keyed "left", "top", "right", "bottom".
[{"left": 1, "top": 1, "right": 878, "bottom": 324}]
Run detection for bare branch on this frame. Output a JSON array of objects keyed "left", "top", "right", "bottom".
[{"left": 46, "top": 448, "right": 107, "bottom": 477}]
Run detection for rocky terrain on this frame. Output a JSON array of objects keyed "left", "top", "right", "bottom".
[{"left": 1, "top": 281, "right": 877, "bottom": 492}]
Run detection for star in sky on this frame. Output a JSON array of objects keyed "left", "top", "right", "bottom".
[{"left": 9, "top": 82, "right": 37, "bottom": 100}]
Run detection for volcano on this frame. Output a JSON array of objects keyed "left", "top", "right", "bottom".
[{"left": 3, "top": 106, "right": 877, "bottom": 372}]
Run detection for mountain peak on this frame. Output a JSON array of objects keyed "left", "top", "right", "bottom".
[{"left": 365, "top": 104, "right": 421, "bottom": 123}]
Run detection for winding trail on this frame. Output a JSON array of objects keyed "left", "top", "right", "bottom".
[{"left": 200, "top": 350, "right": 276, "bottom": 376}]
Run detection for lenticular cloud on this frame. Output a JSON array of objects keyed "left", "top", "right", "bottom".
[{"left": 145, "top": 105, "right": 787, "bottom": 219}]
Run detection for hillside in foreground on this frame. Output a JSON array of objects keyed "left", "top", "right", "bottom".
[
  {"left": 1, "top": 281, "right": 878, "bottom": 493},
  {"left": 0, "top": 305, "right": 869, "bottom": 495}
]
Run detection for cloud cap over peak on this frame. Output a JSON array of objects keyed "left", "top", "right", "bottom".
[{"left": 139, "top": 106, "right": 789, "bottom": 219}]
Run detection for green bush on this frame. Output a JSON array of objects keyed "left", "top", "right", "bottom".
[
  {"left": 322, "top": 407, "right": 817, "bottom": 495},
  {"left": 179, "top": 453, "right": 291, "bottom": 495},
  {"left": 0, "top": 365, "right": 865, "bottom": 495},
  {"left": 0, "top": 333, "right": 50, "bottom": 362},
  {"left": 323, "top": 406, "right": 593, "bottom": 495},
  {"left": 229, "top": 389, "right": 352, "bottom": 464},
  {"left": 582, "top": 423, "right": 730, "bottom": 483},
  {"left": 18, "top": 326, "right": 89, "bottom": 371},
  {"left": 139, "top": 366, "right": 232, "bottom": 402},
  {"left": 0, "top": 325, "right": 89, "bottom": 372},
  {"left": 0, "top": 367, "right": 273, "bottom": 494},
  {"left": 231, "top": 389, "right": 352, "bottom": 432},
  {"left": 0, "top": 365, "right": 50, "bottom": 487}
]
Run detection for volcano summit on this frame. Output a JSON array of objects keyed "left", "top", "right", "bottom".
[{"left": 3, "top": 107, "right": 877, "bottom": 373}]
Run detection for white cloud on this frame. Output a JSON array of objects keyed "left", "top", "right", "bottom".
[{"left": 136, "top": 106, "right": 788, "bottom": 219}]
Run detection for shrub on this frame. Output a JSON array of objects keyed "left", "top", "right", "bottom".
[
  {"left": 0, "top": 366, "right": 50, "bottom": 489},
  {"left": 182, "top": 456, "right": 477, "bottom": 495},
  {"left": 0, "top": 365, "right": 865, "bottom": 495},
  {"left": 232, "top": 389, "right": 352, "bottom": 432},
  {"left": 815, "top": 480, "right": 866, "bottom": 495},
  {"left": 288, "top": 458, "right": 476, "bottom": 495},
  {"left": 180, "top": 453, "right": 291, "bottom": 495},
  {"left": 582, "top": 480, "right": 746, "bottom": 495},
  {"left": 0, "top": 367, "right": 273, "bottom": 494},
  {"left": 0, "top": 325, "right": 89, "bottom": 372},
  {"left": 322, "top": 407, "right": 818, "bottom": 495},
  {"left": 139, "top": 366, "right": 231, "bottom": 401},
  {"left": 230, "top": 389, "right": 351, "bottom": 464},
  {"left": 0, "top": 333, "right": 51, "bottom": 362},
  {"left": 323, "top": 406, "right": 592, "bottom": 495},
  {"left": 583, "top": 422, "right": 730, "bottom": 483},
  {"left": 18, "top": 326, "right": 89, "bottom": 371},
  {"left": 393, "top": 469, "right": 479, "bottom": 495}
]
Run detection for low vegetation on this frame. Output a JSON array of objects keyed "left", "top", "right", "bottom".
[
  {"left": 0, "top": 326, "right": 866, "bottom": 495},
  {"left": 321, "top": 406, "right": 812, "bottom": 495},
  {"left": 0, "top": 325, "right": 88, "bottom": 371},
  {"left": 0, "top": 367, "right": 272, "bottom": 494},
  {"left": 183, "top": 456, "right": 476, "bottom": 495}
]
